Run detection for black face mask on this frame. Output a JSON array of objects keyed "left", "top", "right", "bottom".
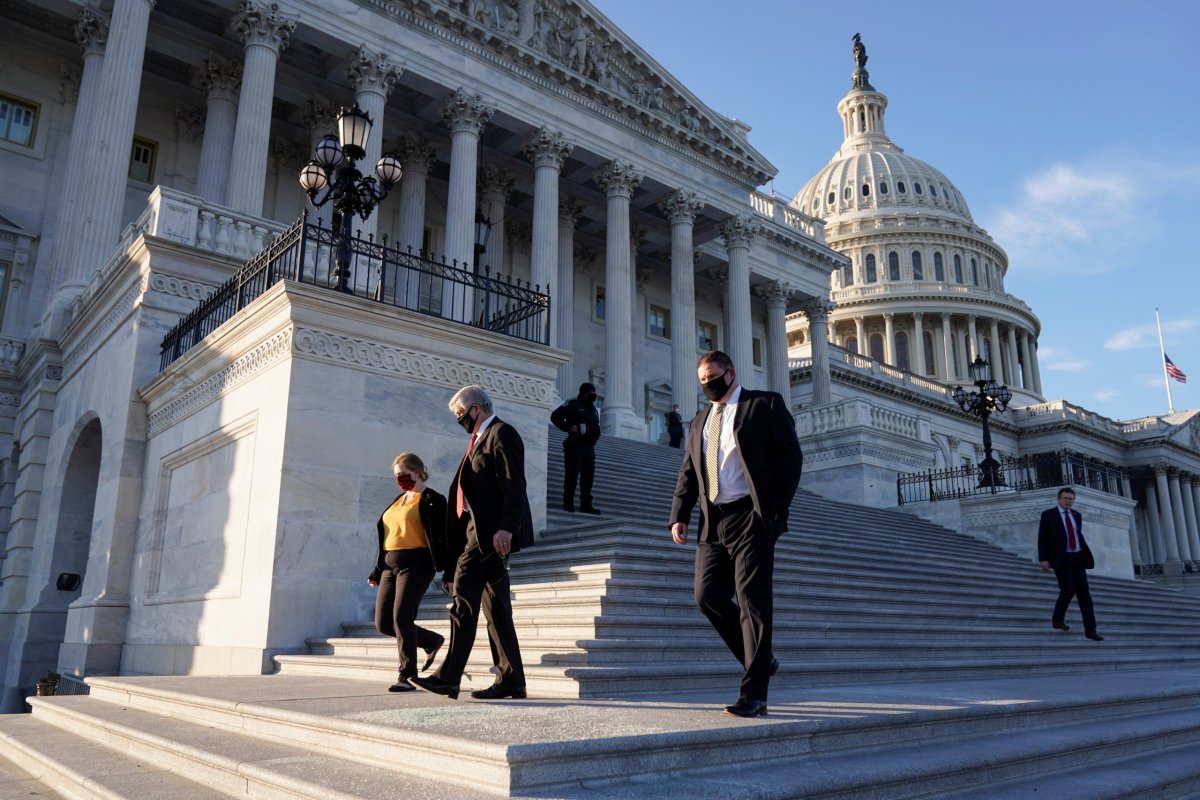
[
  {"left": 701, "top": 370, "right": 731, "bottom": 402},
  {"left": 580, "top": 393, "right": 597, "bottom": 404},
  {"left": 456, "top": 407, "right": 476, "bottom": 433}
]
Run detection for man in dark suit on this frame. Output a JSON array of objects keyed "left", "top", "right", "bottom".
[
  {"left": 1038, "top": 487, "right": 1103, "bottom": 641},
  {"left": 669, "top": 351, "right": 803, "bottom": 717},
  {"left": 667, "top": 404, "right": 684, "bottom": 448},
  {"left": 550, "top": 382, "right": 602, "bottom": 514},
  {"left": 409, "top": 385, "right": 534, "bottom": 700}
]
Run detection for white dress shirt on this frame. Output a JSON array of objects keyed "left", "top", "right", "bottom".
[{"left": 700, "top": 385, "right": 750, "bottom": 504}]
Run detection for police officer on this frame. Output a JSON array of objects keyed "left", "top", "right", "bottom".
[{"left": 551, "top": 382, "right": 601, "bottom": 514}]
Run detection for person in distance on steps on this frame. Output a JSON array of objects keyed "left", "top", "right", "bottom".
[
  {"left": 551, "top": 382, "right": 602, "bottom": 514},
  {"left": 367, "top": 453, "right": 448, "bottom": 692},
  {"left": 669, "top": 351, "right": 803, "bottom": 718},
  {"left": 667, "top": 404, "right": 685, "bottom": 448},
  {"left": 1038, "top": 487, "right": 1104, "bottom": 641},
  {"left": 409, "top": 385, "right": 533, "bottom": 701}
]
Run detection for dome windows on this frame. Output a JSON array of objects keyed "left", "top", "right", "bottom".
[
  {"left": 911, "top": 251, "right": 923, "bottom": 280},
  {"left": 928, "top": 184, "right": 937, "bottom": 197},
  {"left": 828, "top": 191, "right": 835, "bottom": 205},
  {"left": 879, "top": 181, "right": 889, "bottom": 195},
  {"left": 888, "top": 251, "right": 900, "bottom": 281},
  {"left": 913, "top": 182, "right": 923, "bottom": 195},
  {"left": 861, "top": 183, "right": 870, "bottom": 197},
  {"left": 897, "top": 181, "right": 907, "bottom": 194},
  {"left": 843, "top": 186, "right": 852, "bottom": 201},
  {"left": 813, "top": 198, "right": 820, "bottom": 211},
  {"left": 971, "top": 257, "right": 979, "bottom": 285},
  {"left": 953, "top": 254, "right": 963, "bottom": 283},
  {"left": 934, "top": 252, "right": 945, "bottom": 282},
  {"left": 865, "top": 253, "right": 878, "bottom": 283}
]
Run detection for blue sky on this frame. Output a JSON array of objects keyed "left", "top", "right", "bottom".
[{"left": 598, "top": 0, "right": 1199, "bottom": 421}]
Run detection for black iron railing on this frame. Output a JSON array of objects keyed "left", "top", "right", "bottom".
[
  {"left": 159, "top": 214, "right": 551, "bottom": 370},
  {"left": 897, "top": 451, "right": 1125, "bottom": 506}
]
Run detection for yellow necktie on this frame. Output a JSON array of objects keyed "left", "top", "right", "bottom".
[{"left": 705, "top": 404, "right": 725, "bottom": 502}]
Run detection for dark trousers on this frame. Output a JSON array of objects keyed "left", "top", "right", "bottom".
[
  {"left": 1053, "top": 552, "right": 1097, "bottom": 632},
  {"left": 562, "top": 439, "right": 595, "bottom": 509},
  {"left": 694, "top": 500, "right": 775, "bottom": 701},
  {"left": 668, "top": 428, "right": 683, "bottom": 448},
  {"left": 374, "top": 549, "right": 440, "bottom": 677},
  {"left": 434, "top": 523, "right": 525, "bottom": 687}
]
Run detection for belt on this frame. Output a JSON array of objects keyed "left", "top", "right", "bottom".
[{"left": 709, "top": 495, "right": 752, "bottom": 515}]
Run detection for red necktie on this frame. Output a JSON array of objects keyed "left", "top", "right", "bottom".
[
  {"left": 455, "top": 433, "right": 477, "bottom": 517},
  {"left": 1063, "top": 511, "right": 1078, "bottom": 551}
]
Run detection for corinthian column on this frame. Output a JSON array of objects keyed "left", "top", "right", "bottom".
[
  {"left": 195, "top": 56, "right": 241, "bottom": 204},
  {"left": 801, "top": 298, "right": 833, "bottom": 405},
  {"left": 1030, "top": 338, "right": 1044, "bottom": 394},
  {"left": 1168, "top": 471, "right": 1194, "bottom": 562},
  {"left": 1121, "top": 474, "right": 1142, "bottom": 565},
  {"left": 441, "top": 89, "right": 493, "bottom": 269},
  {"left": 1006, "top": 325, "right": 1020, "bottom": 389},
  {"left": 1155, "top": 466, "right": 1183, "bottom": 572},
  {"left": 73, "top": 0, "right": 153, "bottom": 281},
  {"left": 395, "top": 134, "right": 435, "bottom": 307},
  {"left": 883, "top": 313, "right": 895, "bottom": 365},
  {"left": 347, "top": 47, "right": 401, "bottom": 244},
  {"left": 44, "top": 4, "right": 108, "bottom": 328},
  {"left": 1179, "top": 474, "right": 1200, "bottom": 563},
  {"left": 988, "top": 318, "right": 1005, "bottom": 383},
  {"left": 759, "top": 281, "right": 793, "bottom": 399},
  {"left": 478, "top": 166, "right": 513, "bottom": 273},
  {"left": 555, "top": 198, "right": 583, "bottom": 399},
  {"left": 659, "top": 190, "right": 702, "bottom": 421},
  {"left": 720, "top": 215, "right": 758, "bottom": 380},
  {"left": 523, "top": 128, "right": 573, "bottom": 306},
  {"left": 593, "top": 160, "right": 643, "bottom": 437},
  {"left": 1019, "top": 329, "right": 1034, "bottom": 391},
  {"left": 225, "top": 0, "right": 295, "bottom": 216},
  {"left": 913, "top": 312, "right": 926, "bottom": 375}
]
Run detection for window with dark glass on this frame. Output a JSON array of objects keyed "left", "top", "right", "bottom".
[
  {"left": 828, "top": 191, "right": 835, "bottom": 205},
  {"left": 929, "top": 184, "right": 937, "bottom": 197},
  {"left": 0, "top": 260, "right": 10, "bottom": 327},
  {"left": 865, "top": 253, "right": 877, "bottom": 283},
  {"left": 752, "top": 336, "right": 763, "bottom": 367},
  {"left": 913, "top": 182, "right": 923, "bottom": 195},
  {"left": 843, "top": 186, "right": 852, "bottom": 201},
  {"left": 648, "top": 304, "right": 670, "bottom": 339},
  {"left": 888, "top": 251, "right": 900, "bottom": 281},
  {"left": 911, "top": 251, "right": 923, "bottom": 280},
  {"left": 897, "top": 181, "right": 907, "bottom": 194},
  {"left": 847, "top": 336, "right": 859, "bottom": 354},
  {"left": 861, "top": 184, "right": 870, "bottom": 197},
  {"left": 933, "top": 252, "right": 945, "bottom": 281},
  {"left": 869, "top": 334, "right": 884, "bottom": 363},
  {"left": 129, "top": 137, "right": 157, "bottom": 183},
  {"left": 843, "top": 263, "right": 855, "bottom": 286},
  {"left": 923, "top": 332, "right": 936, "bottom": 376},
  {"left": 895, "top": 332, "right": 910, "bottom": 371},
  {"left": 697, "top": 320, "right": 717, "bottom": 352},
  {"left": 594, "top": 285, "right": 606, "bottom": 320},
  {"left": 879, "top": 182, "right": 889, "bottom": 195},
  {"left": 0, "top": 94, "right": 37, "bottom": 147},
  {"left": 953, "top": 254, "right": 963, "bottom": 283},
  {"left": 971, "top": 258, "right": 979, "bottom": 285}
]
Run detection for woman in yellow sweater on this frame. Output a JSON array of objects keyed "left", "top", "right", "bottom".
[{"left": 367, "top": 453, "right": 449, "bottom": 692}]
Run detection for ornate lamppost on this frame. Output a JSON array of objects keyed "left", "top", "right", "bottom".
[
  {"left": 953, "top": 356, "right": 1013, "bottom": 488},
  {"left": 298, "top": 104, "right": 402, "bottom": 292}
]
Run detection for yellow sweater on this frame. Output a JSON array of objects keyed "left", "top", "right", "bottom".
[{"left": 382, "top": 492, "right": 429, "bottom": 551}]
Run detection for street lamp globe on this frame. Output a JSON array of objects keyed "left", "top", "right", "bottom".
[
  {"left": 968, "top": 355, "right": 991, "bottom": 385},
  {"left": 337, "top": 104, "right": 373, "bottom": 160},
  {"left": 375, "top": 152, "right": 403, "bottom": 187},
  {"left": 313, "top": 134, "right": 344, "bottom": 170},
  {"left": 298, "top": 160, "right": 327, "bottom": 196}
]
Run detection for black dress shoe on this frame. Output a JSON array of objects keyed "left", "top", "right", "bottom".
[
  {"left": 470, "top": 683, "right": 527, "bottom": 700},
  {"left": 388, "top": 676, "right": 415, "bottom": 693},
  {"left": 563, "top": 504, "right": 576, "bottom": 513},
  {"left": 724, "top": 698, "right": 767, "bottom": 718},
  {"left": 422, "top": 636, "right": 445, "bottom": 672},
  {"left": 1085, "top": 631, "right": 1105, "bottom": 641},
  {"left": 407, "top": 675, "right": 460, "bottom": 699},
  {"left": 579, "top": 507, "right": 602, "bottom": 515},
  {"left": 1052, "top": 621, "right": 1071, "bottom": 631}
]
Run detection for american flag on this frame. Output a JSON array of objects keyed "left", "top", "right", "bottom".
[{"left": 1165, "top": 354, "right": 1188, "bottom": 384}]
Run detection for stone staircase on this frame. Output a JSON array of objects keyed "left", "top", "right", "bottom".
[{"left": 4, "top": 427, "right": 1200, "bottom": 798}]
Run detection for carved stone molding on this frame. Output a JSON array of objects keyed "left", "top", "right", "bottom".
[
  {"left": 0, "top": 391, "right": 20, "bottom": 407},
  {"left": 804, "top": 442, "right": 933, "bottom": 470},
  {"left": 147, "top": 273, "right": 218, "bottom": 303},
  {"left": 559, "top": 197, "right": 583, "bottom": 227},
  {"left": 593, "top": 161, "right": 642, "bottom": 198},
  {"left": 441, "top": 88, "right": 494, "bottom": 134},
  {"left": 522, "top": 127, "right": 573, "bottom": 169},
  {"left": 148, "top": 327, "right": 294, "bottom": 437},
  {"left": 63, "top": 279, "right": 146, "bottom": 377},
  {"left": 658, "top": 190, "right": 702, "bottom": 224},
  {"left": 720, "top": 215, "right": 760, "bottom": 249},
  {"left": 347, "top": 46, "right": 402, "bottom": 97},
  {"left": 479, "top": 165, "right": 515, "bottom": 201},
  {"left": 292, "top": 326, "right": 554, "bottom": 405},
  {"left": 197, "top": 56, "right": 242, "bottom": 103},
  {"left": 799, "top": 297, "right": 835, "bottom": 323},
  {"left": 75, "top": 3, "right": 109, "bottom": 57},
  {"left": 232, "top": 1, "right": 296, "bottom": 52},
  {"left": 756, "top": 280, "right": 795, "bottom": 307}
]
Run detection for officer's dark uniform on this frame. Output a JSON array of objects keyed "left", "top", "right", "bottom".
[{"left": 551, "top": 383, "right": 601, "bottom": 513}]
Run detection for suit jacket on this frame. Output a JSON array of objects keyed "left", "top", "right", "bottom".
[
  {"left": 367, "top": 488, "right": 449, "bottom": 582},
  {"left": 445, "top": 418, "right": 534, "bottom": 578},
  {"left": 669, "top": 388, "right": 803, "bottom": 542},
  {"left": 1037, "top": 506, "right": 1095, "bottom": 570}
]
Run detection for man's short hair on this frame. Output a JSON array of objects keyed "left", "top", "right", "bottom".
[
  {"left": 1057, "top": 487, "right": 1076, "bottom": 499},
  {"left": 697, "top": 350, "right": 734, "bottom": 371},
  {"left": 449, "top": 385, "right": 494, "bottom": 414}
]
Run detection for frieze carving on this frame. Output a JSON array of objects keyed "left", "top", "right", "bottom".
[
  {"left": 804, "top": 442, "right": 933, "bottom": 469},
  {"left": 147, "top": 273, "right": 218, "bottom": 303},
  {"left": 147, "top": 327, "right": 294, "bottom": 436},
  {"left": 63, "top": 279, "right": 146, "bottom": 377},
  {"left": 292, "top": 326, "right": 554, "bottom": 405}
]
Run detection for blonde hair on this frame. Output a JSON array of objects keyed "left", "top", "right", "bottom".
[{"left": 391, "top": 452, "right": 429, "bottom": 481}]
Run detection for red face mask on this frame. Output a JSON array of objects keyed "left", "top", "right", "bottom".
[{"left": 395, "top": 474, "right": 416, "bottom": 492}]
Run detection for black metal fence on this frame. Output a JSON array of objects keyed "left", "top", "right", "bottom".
[
  {"left": 159, "top": 214, "right": 551, "bottom": 370},
  {"left": 897, "top": 451, "right": 1125, "bottom": 505}
]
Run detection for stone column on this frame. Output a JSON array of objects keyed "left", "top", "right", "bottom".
[
  {"left": 1121, "top": 474, "right": 1142, "bottom": 565},
  {"left": 1155, "top": 466, "right": 1183, "bottom": 571},
  {"left": 73, "top": 0, "right": 154, "bottom": 280},
  {"left": 195, "top": 56, "right": 241, "bottom": 204},
  {"left": 720, "top": 216, "right": 758, "bottom": 378},
  {"left": 760, "top": 281, "right": 793, "bottom": 399},
  {"left": 593, "top": 161, "right": 643, "bottom": 437},
  {"left": 913, "top": 312, "right": 926, "bottom": 375},
  {"left": 1018, "top": 329, "right": 1034, "bottom": 391},
  {"left": 1030, "top": 338, "right": 1044, "bottom": 394},
  {"left": 523, "top": 128, "right": 573, "bottom": 347},
  {"left": 555, "top": 198, "right": 583, "bottom": 400},
  {"left": 347, "top": 47, "right": 401, "bottom": 245},
  {"left": 393, "top": 134, "right": 435, "bottom": 307},
  {"left": 883, "top": 313, "right": 895, "bottom": 365},
  {"left": 854, "top": 317, "right": 866, "bottom": 355},
  {"left": 478, "top": 166, "right": 513, "bottom": 273},
  {"left": 1179, "top": 473, "right": 1200, "bottom": 564},
  {"left": 43, "top": 4, "right": 109, "bottom": 330},
  {"left": 659, "top": 190, "right": 702, "bottom": 421},
  {"left": 801, "top": 299, "right": 833, "bottom": 406},
  {"left": 966, "top": 315, "right": 980, "bottom": 364},
  {"left": 441, "top": 89, "right": 493, "bottom": 270},
  {"left": 1006, "top": 325, "right": 1020, "bottom": 390},
  {"left": 225, "top": 0, "right": 295, "bottom": 216},
  {"left": 988, "top": 318, "right": 1004, "bottom": 384},
  {"left": 1144, "top": 480, "right": 1164, "bottom": 564},
  {"left": 941, "top": 313, "right": 954, "bottom": 382}
]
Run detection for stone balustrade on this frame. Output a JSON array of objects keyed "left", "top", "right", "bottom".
[
  {"left": 795, "top": 396, "right": 926, "bottom": 441},
  {"left": 748, "top": 190, "right": 827, "bottom": 243},
  {"left": 791, "top": 344, "right": 952, "bottom": 401}
]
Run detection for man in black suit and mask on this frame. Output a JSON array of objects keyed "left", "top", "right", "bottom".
[
  {"left": 1038, "top": 487, "right": 1103, "bottom": 641},
  {"left": 551, "top": 382, "right": 602, "bottom": 514},
  {"left": 669, "top": 351, "right": 803, "bottom": 718},
  {"left": 409, "top": 385, "right": 534, "bottom": 700}
]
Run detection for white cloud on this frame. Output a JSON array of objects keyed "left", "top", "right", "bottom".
[
  {"left": 1104, "top": 319, "right": 1199, "bottom": 351},
  {"left": 1038, "top": 345, "right": 1090, "bottom": 372},
  {"left": 1093, "top": 389, "right": 1119, "bottom": 402},
  {"left": 982, "top": 156, "right": 1200, "bottom": 276}
]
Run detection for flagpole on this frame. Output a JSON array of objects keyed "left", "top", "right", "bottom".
[{"left": 1156, "top": 307, "right": 1175, "bottom": 414}]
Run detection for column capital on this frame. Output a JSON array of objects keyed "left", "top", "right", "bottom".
[
  {"left": 913, "top": 311, "right": 924, "bottom": 322},
  {"left": 559, "top": 196, "right": 584, "bottom": 227},
  {"left": 479, "top": 165, "right": 514, "bottom": 202},
  {"left": 709, "top": 265, "right": 729, "bottom": 292},
  {"left": 883, "top": 311, "right": 895, "bottom": 321},
  {"left": 756, "top": 281, "right": 795, "bottom": 308},
  {"left": 232, "top": 1, "right": 296, "bottom": 52},
  {"left": 720, "top": 215, "right": 759, "bottom": 249},
  {"left": 1155, "top": 464, "right": 1171, "bottom": 477},
  {"left": 522, "top": 127, "right": 573, "bottom": 169},
  {"left": 630, "top": 224, "right": 648, "bottom": 250},
  {"left": 658, "top": 189, "right": 702, "bottom": 224},
  {"left": 593, "top": 160, "right": 643, "bottom": 198},
  {"left": 441, "top": 88, "right": 494, "bottom": 134},
  {"left": 346, "top": 46, "right": 401, "bottom": 98},
  {"left": 396, "top": 133, "right": 437, "bottom": 172},
  {"left": 799, "top": 297, "right": 834, "bottom": 323},
  {"left": 197, "top": 55, "right": 242, "bottom": 103},
  {"left": 302, "top": 95, "right": 337, "bottom": 136},
  {"left": 75, "top": 3, "right": 110, "bottom": 57},
  {"left": 176, "top": 103, "right": 205, "bottom": 143}
]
